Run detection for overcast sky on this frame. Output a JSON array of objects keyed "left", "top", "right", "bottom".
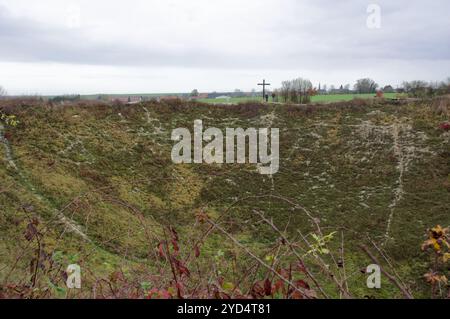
[{"left": 0, "top": 0, "right": 449, "bottom": 95}]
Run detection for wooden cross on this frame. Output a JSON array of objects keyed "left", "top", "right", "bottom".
[{"left": 258, "top": 79, "right": 271, "bottom": 101}]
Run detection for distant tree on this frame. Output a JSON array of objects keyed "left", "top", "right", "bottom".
[
  {"left": 292, "top": 77, "right": 313, "bottom": 103},
  {"left": 354, "top": 78, "right": 378, "bottom": 94},
  {"left": 50, "top": 95, "right": 81, "bottom": 103},
  {"left": 383, "top": 85, "right": 395, "bottom": 93},
  {"left": 402, "top": 81, "right": 429, "bottom": 98},
  {"left": 190, "top": 89, "right": 199, "bottom": 97},
  {"left": 280, "top": 81, "right": 291, "bottom": 102},
  {"left": 279, "top": 78, "right": 314, "bottom": 104}
]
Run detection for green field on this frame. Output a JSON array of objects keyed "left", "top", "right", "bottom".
[
  {"left": 312, "top": 92, "right": 397, "bottom": 102},
  {"left": 198, "top": 93, "right": 398, "bottom": 104},
  {"left": 71, "top": 93, "right": 398, "bottom": 105}
]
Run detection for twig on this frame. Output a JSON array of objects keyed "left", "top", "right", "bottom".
[
  {"left": 163, "top": 228, "right": 182, "bottom": 299},
  {"left": 368, "top": 237, "right": 411, "bottom": 294},
  {"left": 359, "top": 245, "right": 414, "bottom": 299},
  {"left": 340, "top": 231, "right": 350, "bottom": 296}
]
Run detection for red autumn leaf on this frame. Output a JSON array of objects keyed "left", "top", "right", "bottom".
[
  {"left": 291, "top": 291, "right": 304, "bottom": 299},
  {"left": 172, "top": 239, "right": 179, "bottom": 252},
  {"left": 264, "top": 278, "right": 272, "bottom": 296},
  {"left": 158, "top": 242, "right": 165, "bottom": 258},
  {"left": 174, "top": 259, "right": 190, "bottom": 277},
  {"left": 250, "top": 282, "right": 265, "bottom": 298},
  {"left": 179, "top": 265, "right": 190, "bottom": 277},
  {"left": 194, "top": 245, "right": 200, "bottom": 258},
  {"left": 274, "top": 279, "right": 284, "bottom": 293},
  {"left": 295, "top": 280, "right": 310, "bottom": 290},
  {"left": 439, "top": 122, "right": 450, "bottom": 131}
]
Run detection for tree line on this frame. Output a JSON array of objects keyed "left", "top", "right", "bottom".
[
  {"left": 274, "top": 77, "right": 450, "bottom": 104},
  {"left": 2, "top": 77, "right": 450, "bottom": 104}
]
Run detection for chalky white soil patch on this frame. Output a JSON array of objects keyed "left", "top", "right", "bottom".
[
  {"left": 354, "top": 120, "right": 435, "bottom": 244},
  {"left": 143, "top": 107, "right": 166, "bottom": 136},
  {"left": 309, "top": 115, "right": 436, "bottom": 243}
]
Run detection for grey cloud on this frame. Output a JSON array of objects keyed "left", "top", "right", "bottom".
[
  {"left": 0, "top": 5, "right": 240, "bottom": 68},
  {"left": 0, "top": 0, "right": 449, "bottom": 71}
]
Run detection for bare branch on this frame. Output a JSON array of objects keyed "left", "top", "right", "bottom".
[{"left": 360, "top": 245, "right": 414, "bottom": 299}]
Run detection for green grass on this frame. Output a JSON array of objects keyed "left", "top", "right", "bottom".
[
  {"left": 312, "top": 93, "right": 397, "bottom": 102},
  {"left": 197, "top": 93, "right": 398, "bottom": 104}
]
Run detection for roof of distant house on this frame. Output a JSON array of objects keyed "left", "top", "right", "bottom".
[{"left": 191, "top": 93, "right": 209, "bottom": 99}]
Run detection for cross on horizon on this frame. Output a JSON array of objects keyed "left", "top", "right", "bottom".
[{"left": 258, "top": 79, "right": 271, "bottom": 101}]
